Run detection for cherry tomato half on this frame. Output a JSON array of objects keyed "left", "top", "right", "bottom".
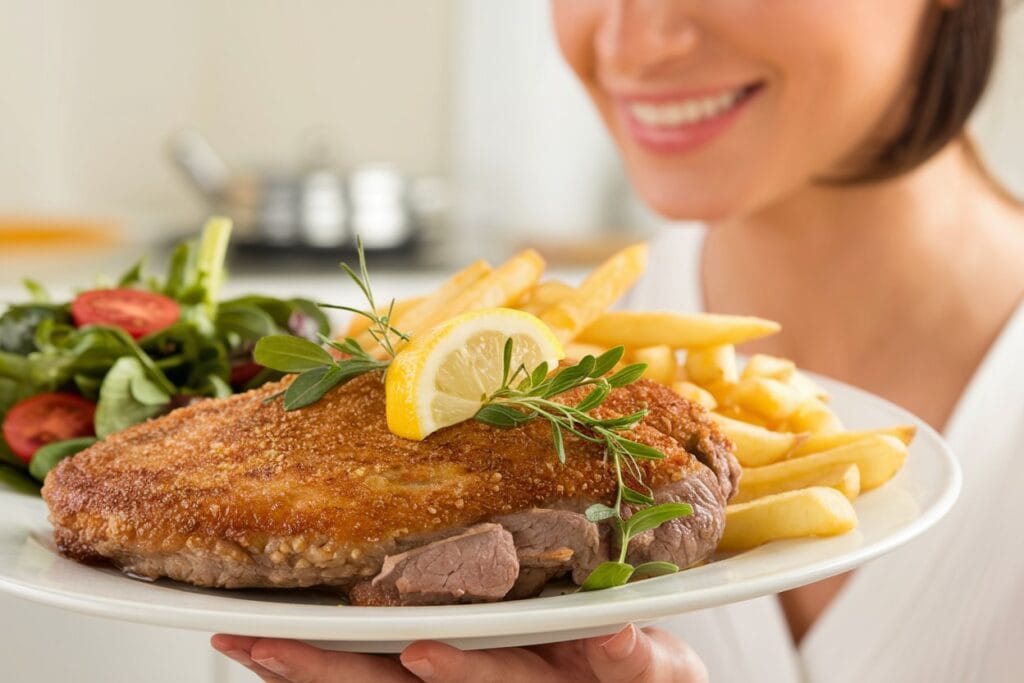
[
  {"left": 71, "top": 288, "right": 180, "bottom": 339},
  {"left": 2, "top": 393, "right": 97, "bottom": 464}
]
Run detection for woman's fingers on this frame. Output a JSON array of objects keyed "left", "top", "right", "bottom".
[
  {"left": 210, "top": 635, "right": 293, "bottom": 682},
  {"left": 212, "top": 635, "right": 419, "bottom": 683},
  {"left": 400, "top": 640, "right": 556, "bottom": 682},
  {"left": 582, "top": 625, "right": 709, "bottom": 683}
]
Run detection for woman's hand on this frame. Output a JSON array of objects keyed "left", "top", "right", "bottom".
[{"left": 212, "top": 624, "right": 708, "bottom": 683}]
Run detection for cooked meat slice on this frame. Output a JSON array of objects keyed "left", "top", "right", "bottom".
[
  {"left": 494, "top": 509, "right": 602, "bottom": 598},
  {"left": 620, "top": 465, "right": 727, "bottom": 569},
  {"left": 43, "top": 371, "right": 736, "bottom": 593},
  {"left": 348, "top": 524, "right": 517, "bottom": 606},
  {"left": 625, "top": 381, "right": 741, "bottom": 502}
]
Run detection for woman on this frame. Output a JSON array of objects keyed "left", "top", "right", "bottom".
[{"left": 214, "top": 0, "right": 1024, "bottom": 680}]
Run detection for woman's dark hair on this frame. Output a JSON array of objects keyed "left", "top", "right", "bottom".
[{"left": 839, "top": 0, "right": 1002, "bottom": 183}]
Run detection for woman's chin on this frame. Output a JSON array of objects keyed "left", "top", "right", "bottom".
[{"left": 635, "top": 184, "right": 746, "bottom": 224}]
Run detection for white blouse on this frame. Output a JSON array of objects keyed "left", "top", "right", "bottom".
[{"left": 626, "top": 226, "right": 1024, "bottom": 683}]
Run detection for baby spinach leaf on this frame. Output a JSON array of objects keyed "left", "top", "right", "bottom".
[
  {"left": 28, "top": 437, "right": 97, "bottom": 481},
  {"left": 129, "top": 371, "right": 173, "bottom": 406},
  {"left": 0, "top": 305, "right": 71, "bottom": 355},
  {"left": 216, "top": 304, "right": 277, "bottom": 343},
  {"left": 95, "top": 357, "right": 170, "bottom": 438}
]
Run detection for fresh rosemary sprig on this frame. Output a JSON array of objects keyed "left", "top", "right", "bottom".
[
  {"left": 316, "top": 237, "right": 409, "bottom": 359},
  {"left": 254, "top": 240, "right": 407, "bottom": 410},
  {"left": 474, "top": 341, "right": 693, "bottom": 590}
]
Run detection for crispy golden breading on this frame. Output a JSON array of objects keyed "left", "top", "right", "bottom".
[{"left": 43, "top": 373, "right": 736, "bottom": 588}]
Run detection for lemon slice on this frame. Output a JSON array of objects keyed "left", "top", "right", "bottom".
[{"left": 386, "top": 308, "right": 564, "bottom": 440}]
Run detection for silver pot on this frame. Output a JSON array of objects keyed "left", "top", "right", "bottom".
[{"left": 168, "top": 130, "right": 417, "bottom": 250}]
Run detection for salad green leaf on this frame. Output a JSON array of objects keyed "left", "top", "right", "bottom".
[
  {"left": 0, "top": 216, "right": 331, "bottom": 494},
  {"left": 95, "top": 357, "right": 171, "bottom": 438},
  {"left": 28, "top": 437, "right": 98, "bottom": 481}
]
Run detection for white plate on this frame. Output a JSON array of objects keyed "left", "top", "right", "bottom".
[{"left": 0, "top": 374, "right": 960, "bottom": 653}]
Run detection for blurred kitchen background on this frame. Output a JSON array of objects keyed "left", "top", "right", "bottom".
[
  {"left": 4, "top": 0, "right": 1017, "bottom": 286},
  {"left": 1, "top": 3, "right": 1022, "bottom": 682},
  {"left": 0, "top": 0, "right": 666, "bottom": 289}
]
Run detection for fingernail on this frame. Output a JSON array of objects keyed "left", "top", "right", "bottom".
[
  {"left": 220, "top": 649, "right": 252, "bottom": 666},
  {"left": 402, "top": 657, "right": 435, "bottom": 679},
  {"left": 600, "top": 624, "right": 637, "bottom": 661},
  {"left": 253, "top": 656, "right": 291, "bottom": 677}
]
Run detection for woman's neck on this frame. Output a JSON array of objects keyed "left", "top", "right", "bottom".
[
  {"left": 714, "top": 139, "right": 1017, "bottom": 293},
  {"left": 701, "top": 138, "right": 1024, "bottom": 428}
]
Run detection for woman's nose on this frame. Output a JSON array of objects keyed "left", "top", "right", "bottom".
[{"left": 596, "top": 0, "right": 700, "bottom": 77}]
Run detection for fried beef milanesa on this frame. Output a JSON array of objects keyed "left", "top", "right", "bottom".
[{"left": 43, "top": 372, "right": 739, "bottom": 604}]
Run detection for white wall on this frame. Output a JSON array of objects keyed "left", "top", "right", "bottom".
[
  {"left": 971, "top": 5, "right": 1024, "bottom": 199},
  {"left": 0, "top": 0, "right": 454, "bottom": 226}
]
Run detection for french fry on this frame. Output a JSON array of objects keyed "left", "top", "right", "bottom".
[
  {"left": 633, "top": 345, "right": 677, "bottom": 385},
  {"left": 741, "top": 434, "right": 907, "bottom": 493},
  {"left": 685, "top": 345, "right": 738, "bottom": 386},
  {"left": 578, "top": 311, "right": 781, "bottom": 349},
  {"left": 394, "top": 250, "right": 545, "bottom": 352},
  {"left": 787, "top": 397, "right": 844, "bottom": 435},
  {"left": 742, "top": 354, "right": 795, "bottom": 382},
  {"left": 345, "top": 296, "right": 425, "bottom": 337},
  {"left": 671, "top": 381, "right": 717, "bottom": 410},
  {"left": 790, "top": 425, "right": 917, "bottom": 457},
  {"left": 789, "top": 370, "right": 830, "bottom": 402},
  {"left": 732, "top": 463, "right": 861, "bottom": 504},
  {"left": 729, "top": 377, "right": 801, "bottom": 421},
  {"left": 713, "top": 402, "right": 770, "bottom": 428},
  {"left": 710, "top": 413, "right": 805, "bottom": 467},
  {"left": 515, "top": 280, "right": 574, "bottom": 315},
  {"left": 564, "top": 342, "right": 610, "bottom": 362},
  {"left": 354, "top": 259, "right": 492, "bottom": 352},
  {"left": 720, "top": 487, "right": 858, "bottom": 551},
  {"left": 541, "top": 243, "right": 648, "bottom": 344}
]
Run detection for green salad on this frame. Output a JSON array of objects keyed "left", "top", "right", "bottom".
[{"left": 0, "top": 217, "right": 328, "bottom": 494}]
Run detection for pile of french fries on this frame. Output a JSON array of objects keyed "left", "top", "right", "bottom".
[{"left": 345, "top": 243, "right": 913, "bottom": 553}]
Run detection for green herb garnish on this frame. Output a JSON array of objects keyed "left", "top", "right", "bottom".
[
  {"left": 474, "top": 340, "right": 693, "bottom": 589},
  {"left": 254, "top": 238, "right": 407, "bottom": 410}
]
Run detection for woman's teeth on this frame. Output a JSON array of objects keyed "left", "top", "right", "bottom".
[{"left": 628, "top": 90, "right": 743, "bottom": 127}]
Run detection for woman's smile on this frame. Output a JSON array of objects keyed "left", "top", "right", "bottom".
[{"left": 614, "top": 82, "right": 765, "bottom": 155}]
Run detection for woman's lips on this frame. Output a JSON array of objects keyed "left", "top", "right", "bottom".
[{"left": 615, "top": 83, "right": 764, "bottom": 155}]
